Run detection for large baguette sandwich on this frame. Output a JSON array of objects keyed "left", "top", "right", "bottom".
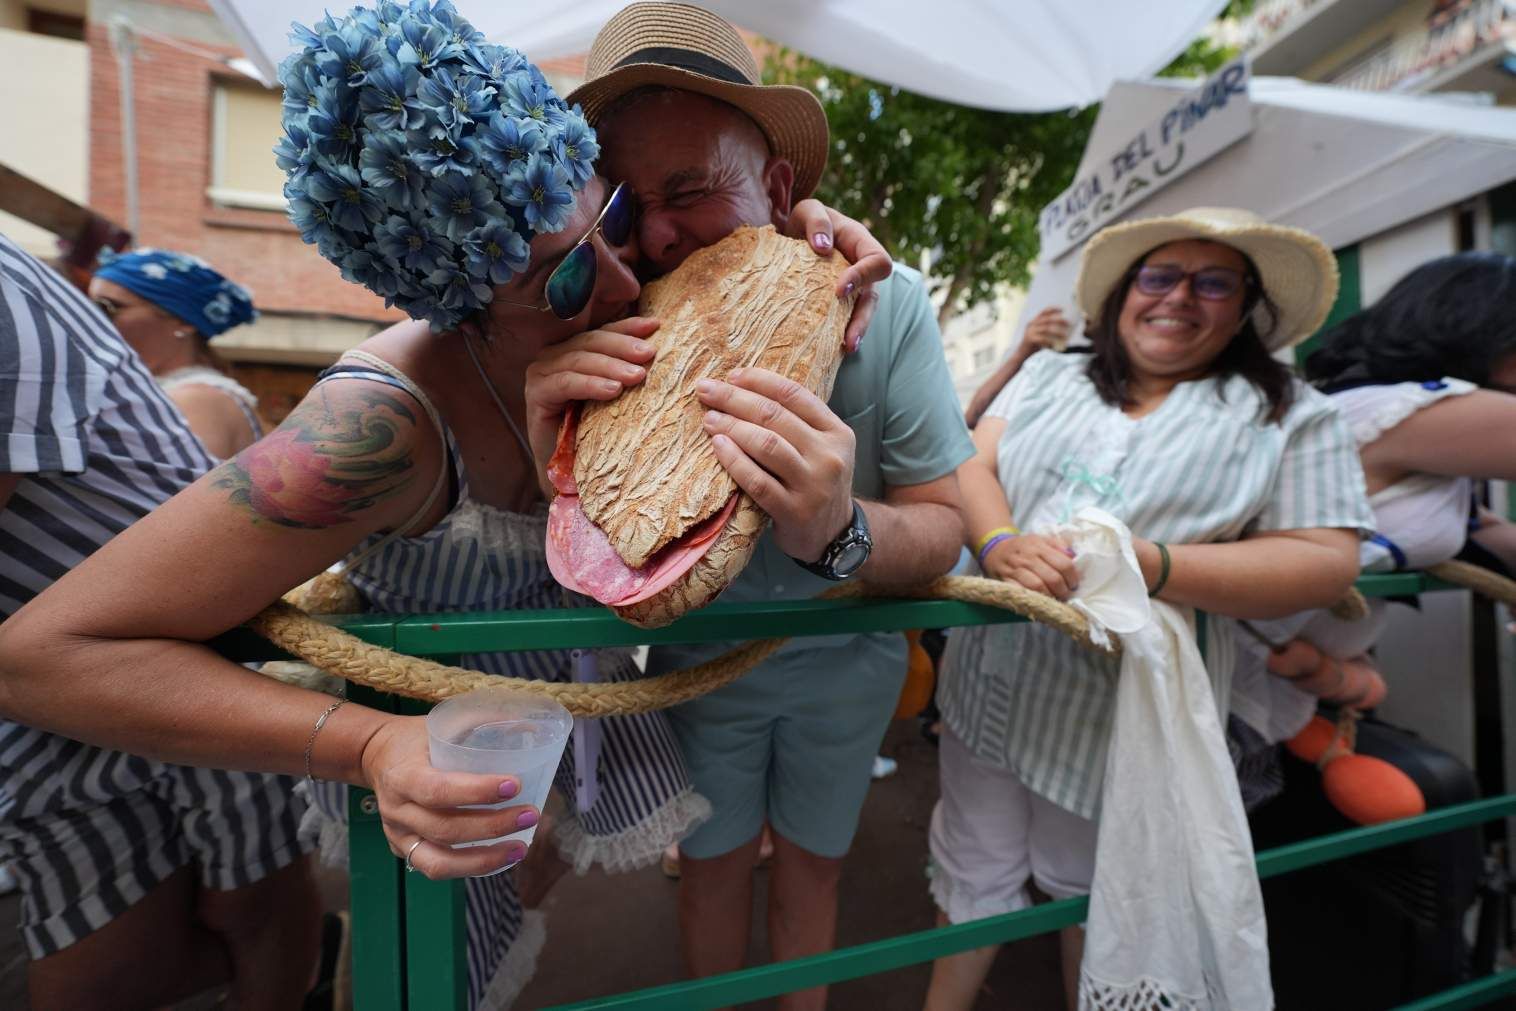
[{"left": 544, "top": 225, "right": 854, "bottom": 628}]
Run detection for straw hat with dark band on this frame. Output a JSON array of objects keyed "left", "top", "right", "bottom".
[
  {"left": 1075, "top": 207, "right": 1340, "bottom": 351},
  {"left": 566, "top": 3, "right": 830, "bottom": 199}
]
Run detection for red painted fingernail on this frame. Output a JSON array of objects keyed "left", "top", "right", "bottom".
[
  {"left": 1064, "top": 548, "right": 1076, "bottom": 558},
  {"left": 506, "top": 842, "right": 529, "bottom": 863},
  {"left": 499, "top": 779, "right": 520, "bottom": 799},
  {"left": 842, "top": 282, "right": 856, "bottom": 299},
  {"left": 813, "top": 232, "right": 832, "bottom": 251},
  {"left": 516, "top": 809, "right": 539, "bottom": 830}
]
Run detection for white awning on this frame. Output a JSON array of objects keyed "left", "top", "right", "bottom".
[
  {"left": 207, "top": 0, "right": 1227, "bottom": 112},
  {"left": 1018, "top": 74, "right": 1516, "bottom": 337}
]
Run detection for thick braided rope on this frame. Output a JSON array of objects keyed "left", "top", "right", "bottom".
[
  {"left": 1427, "top": 559, "right": 1516, "bottom": 607},
  {"left": 250, "top": 575, "right": 1111, "bottom": 717}
]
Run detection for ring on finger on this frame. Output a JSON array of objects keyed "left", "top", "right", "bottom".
[{"left": 404, "top": 838, "right": 424, "bottom": 873}]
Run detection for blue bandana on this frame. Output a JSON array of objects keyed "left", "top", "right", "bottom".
[
  {"left": 94, "top": 249, "right": 258, "bottom": 338},
  {"left": 275, "top": 0, "right": 599, "bottom": 331}
]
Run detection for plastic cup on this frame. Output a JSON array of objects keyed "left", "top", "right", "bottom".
[{"left": 426, "top": 688, "right": 572, "bottom": 869}]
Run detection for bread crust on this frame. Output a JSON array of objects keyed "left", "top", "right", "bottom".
[{"left": 568, "top": 225, "right": 852, "bottom": 628}]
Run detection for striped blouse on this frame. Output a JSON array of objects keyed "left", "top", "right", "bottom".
[{"left": 937, "top": 351, "right": 1371, "bottom": 819}]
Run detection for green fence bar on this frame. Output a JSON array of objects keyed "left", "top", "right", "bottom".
[
  {"left": 1392, "top": 968, "right": 1516, "bottom": 1011},
  {"left": 544, "top": 795, "right": 1516, "bottom": 1010},
  {"left": 272, "top": 570, "right": 1492, "bottom": 1010}
]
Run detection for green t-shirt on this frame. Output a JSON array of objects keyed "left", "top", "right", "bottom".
[{"left": 647, "top": 263, "right": 974, "bottom": 665}]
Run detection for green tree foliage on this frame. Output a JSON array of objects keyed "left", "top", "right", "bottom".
[{"left": 764, "top": 3, "right": 1249, "bottom": 324}]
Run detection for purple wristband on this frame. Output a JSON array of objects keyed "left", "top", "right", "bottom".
[{"left": 976, "top": 532, "right": 1017, "bottom": 566}]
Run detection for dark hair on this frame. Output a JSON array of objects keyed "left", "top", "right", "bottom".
[
  {"left": 1083, "top": 245, "right": 1296, "bottom": 423},
  {"left": 1305, "top": 251, "right": 1516, "bottom": 390}
]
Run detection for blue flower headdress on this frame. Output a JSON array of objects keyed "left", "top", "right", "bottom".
[{"left": 275, "top": 0, "right": 599, "bottom": 330}]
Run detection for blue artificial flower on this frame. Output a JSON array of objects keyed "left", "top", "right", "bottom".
[
  {"left": 462, "top": 42, "right": 527, "bottom": 79},
  {"left": 358, "top": 63, "right": 427, "bottom": 131},
  {"left": 286, "top": 186, "right": 335, "bottom": 245},
  {"left": 339, "top": 249, "right": 404, "bottom": 299},
  {"left": 553, "top": 113, "right": 599, "bottom": 188},
  {"left": 393, "top": 14, "right": 464, "bottom": 71},
  {"left": 288, "top": 12, "right": 340, "bottom": 52},
  {"left": 274, "top": 123, "right": 316, "bottom": 183},
  {"left": 359, "top": 130, "right": 426, "bottom": 205},
  {"left": 427, "top": 170, "right": 506, "bottom": 242},
  {"left": 308, "top": 82, "right": 361, "bottom": 159},
  {"left": 305, "top": 162, "right": 387, "bottom": 231},
  {"left": 507, "top": 153, "right": 574, "bottom": 232},
  {"left": 416, "top": 67, "right": 496, "bottom": 132},
  {"left": 432, "top": 269, "right": 494, "bottom": 316},
  {"left": 374, "top": 214, "right": 454, "bottom": 274},
  {"left": 472, "top": 112, "right": 546, "bottom": 176},
  {"left": 464, "top": 221, "right": 530, "bottom": 284},
  {"left": 408, "top": 121, "right": 476, "bottom": 177},
  {"left": 279, "top": 55, "right": 322, "bottom": 123},
  {"left": 318, "top": 23, "right": 386, "bottom": 86},
  {"left": 500, "top": 72, "right": 557, "bottom": 125},
  {"left": 428, "top": 0, "right": 486, "bottom": 48}
]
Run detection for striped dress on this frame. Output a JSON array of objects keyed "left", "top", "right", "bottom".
[
  {"left": 315, "top": 355, "right": 706, "bottom": 1010},
  {"left": 0, "top": 234, "right": 308, "bottom": 957},
  {"left": 937, "top": 351, "right": 1371, "bottom": 819}
]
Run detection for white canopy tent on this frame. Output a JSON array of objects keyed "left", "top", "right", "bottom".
[
  {"left": 1018, "top": 75, "right": 1516, "bottom": 340},
  {"left": 208, "top": 0, "right": 1225, "bottom": 112}
]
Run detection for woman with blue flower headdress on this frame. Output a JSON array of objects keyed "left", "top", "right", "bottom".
[
  {"left": 89, "top": 249, "right": 264, "bottom": 459},
  {"left": 0, "top": 2, "right": 891, "bottom": 1006}
]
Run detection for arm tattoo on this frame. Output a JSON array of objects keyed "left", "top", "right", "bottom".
[{"left": 212, "top": 386, "right": 420, "bottom": 529}]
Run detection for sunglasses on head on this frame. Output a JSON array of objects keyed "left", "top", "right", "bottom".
[
  {"left": 497, "top": 180, "right": 637, "bottom": 321},
  {"left": 1133, "top": 264, "right": 1249, "bottom": 302}
]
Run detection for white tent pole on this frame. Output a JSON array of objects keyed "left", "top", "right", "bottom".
[{"left": 108, "top": 16, "right": 139, "bottom": 239}]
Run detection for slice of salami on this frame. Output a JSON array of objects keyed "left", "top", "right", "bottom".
[{"left": 546, "top": 492, "right": 738, "bottom": 606}]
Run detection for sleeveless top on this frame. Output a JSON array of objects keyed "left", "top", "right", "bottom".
[{"left": 157, "top": 364, "right": 264, "bottom": 443}]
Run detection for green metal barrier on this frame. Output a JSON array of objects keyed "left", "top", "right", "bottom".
[{"left": 257, "top": 571, "right": 1506, "bottom": 1009}]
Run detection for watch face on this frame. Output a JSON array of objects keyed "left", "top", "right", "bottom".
[{"left": 833, "top": 539, "right": 870, "bottom": 576}]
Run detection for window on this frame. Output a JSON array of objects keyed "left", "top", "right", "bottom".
[{"left": 209, "top": 80, "right": 287, "bottom": 212}]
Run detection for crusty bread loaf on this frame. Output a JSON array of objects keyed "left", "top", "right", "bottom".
[
  {"left": 575, "top": 225, "right": 852, "bottom": 567},
  {"left": 569, "top": 225, "right": 852, "bottom": 628}
]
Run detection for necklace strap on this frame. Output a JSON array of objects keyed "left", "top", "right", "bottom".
[{"left": 463, "top": 333, "right": 532, "bottom": 458}]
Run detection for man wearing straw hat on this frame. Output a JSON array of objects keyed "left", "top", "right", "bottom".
[{"left": 542, "top": 4, "right": 975, "bottom": 1003}]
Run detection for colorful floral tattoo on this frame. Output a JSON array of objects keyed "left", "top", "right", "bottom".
[{"left": 213, "top": 387, "right": 418, "bottom": 528}]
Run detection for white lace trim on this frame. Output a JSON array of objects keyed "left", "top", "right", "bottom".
[
  {"left": 447, "top": 498, "right": 549, "bottom": 561},
  {"left": 926, "top": 856, "right": 1030, "bottom": 925},
  {"left": 1345, "top": 377, "right": 1476, "bottom": 447},
  {"left": 1078, "top": 971, "right": 1216, "bottom": 1011},
  {"left": 553, "top": 787, "right": 711, "bottom": 875},
  {"left": 477, "top": 909, "right": 546, "bottom": 1011},
  {"left": 157, "top": 365, "right": 259, "bottom": 411}
]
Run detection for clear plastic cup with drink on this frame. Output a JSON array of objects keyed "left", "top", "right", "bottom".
[{"left": 426, "top": 687, "right": 572, "bottom": 872}]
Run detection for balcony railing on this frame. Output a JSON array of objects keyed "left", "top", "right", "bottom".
[{"left": 1331, "top": 0, "right": 1514, "bottom": 92}]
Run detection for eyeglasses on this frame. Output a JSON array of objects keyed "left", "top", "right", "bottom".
[
  {"left": 497, "top": 180, "right": 637, "bottom": 321},
  {"left": 1133, "top": 265, "right": 1249, "bottom": 302}
]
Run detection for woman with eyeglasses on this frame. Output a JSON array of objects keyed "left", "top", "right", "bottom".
[
  {"left": 89, "top": 249, "right": 264, "bottom": 458},
  {"left": 924, "top": 208, "right": 1370, "bottom": 1011},
  {"left": 0, "top": 7, "right": 889, "bottom": 1007}
]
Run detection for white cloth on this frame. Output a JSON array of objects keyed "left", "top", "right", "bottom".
[{"left": 1048, "top": 508, "right": 1271, "bottom": 1011}]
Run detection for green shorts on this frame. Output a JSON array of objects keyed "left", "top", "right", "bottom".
[{"left": 648, "top": 633, "right": 908, "bottom": 860}]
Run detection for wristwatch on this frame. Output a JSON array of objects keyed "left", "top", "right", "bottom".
[{"left": 792, "top": 500, "right": 872, "bottom": 581}]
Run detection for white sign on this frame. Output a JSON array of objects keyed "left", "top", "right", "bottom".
[{"left": 1038, "top": 57, "right": 1254, "bottom": 261}]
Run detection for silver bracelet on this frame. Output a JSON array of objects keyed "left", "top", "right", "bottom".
[{"left": 304, "top": 698, "right": 349, "bottom": 786}]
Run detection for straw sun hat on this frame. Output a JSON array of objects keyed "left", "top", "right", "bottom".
[
  {"left": 1074, "top": 207, "right": 1339, "bottom": 351},
  {"left": 566, "top": 2, "right": 830, "bottom": 199}
]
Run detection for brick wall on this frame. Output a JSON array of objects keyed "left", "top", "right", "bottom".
[{"left": 86, "top": 16, "right": 402, "bottom": 323}]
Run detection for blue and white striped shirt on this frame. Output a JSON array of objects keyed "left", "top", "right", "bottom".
[{"left": 938, "top": 351, "right": 1371, "bottom": 818}]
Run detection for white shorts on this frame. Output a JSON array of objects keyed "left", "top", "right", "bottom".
[{"left": 928, "top": 726, "right": 1098, "bottom": 924}]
